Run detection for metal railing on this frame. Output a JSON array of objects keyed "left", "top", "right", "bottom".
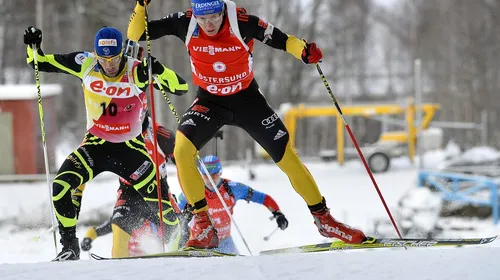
[{"left": 418, "top": 170, "right": 499, "bottom": 224}]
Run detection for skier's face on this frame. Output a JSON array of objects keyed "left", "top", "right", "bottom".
[
  {"left": 196, "top": 11, "right": 224, "bottom": 36},
  {"left": 202, "top": 172, "right": 221, "bottom": 189},
  {"left": 97, "top": 52, "right": 122, "bottom": 77}
]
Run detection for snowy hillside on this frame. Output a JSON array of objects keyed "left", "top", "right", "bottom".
[
  {"left": 0, "top": 154, "right": 498, "bottom": 279},
  {"left": 0, "top": 158, "right": 422, "bottom": 262}
]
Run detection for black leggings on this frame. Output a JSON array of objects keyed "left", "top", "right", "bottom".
[
  {"left": 53, "top": 133, "right": 176, "bottom": 238},
  {"left": 177, "top": 79, "right": 289, "bottom": 162},
  {"left": 111, "top": 179, "right": 178, "bottom": 235}
]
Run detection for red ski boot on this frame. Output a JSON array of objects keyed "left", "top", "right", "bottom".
[
  {"left": 309, "top": 198, "right": 366, "bottom": 244},
  {"left": 184, "top": 211, "right": 219, "bottom": 249}
]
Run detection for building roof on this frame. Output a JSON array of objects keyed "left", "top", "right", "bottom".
[{"left": 0, "top": 84, "right": 62, "bottom": 100}]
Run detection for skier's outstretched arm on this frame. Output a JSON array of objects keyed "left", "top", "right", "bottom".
[
  {"left": 229, "top": 181, "right": 288, "bottom": 230},
  {"left": 229, "top": 181, "right": 280, "bottom": 211},
  {"left": 24, "top": 26, "right": 86, "bottom": 78},
  {"left": 133, "top": 57, "right": 189, "bottom": 95},
  {"left": 128, "top": 1, "right": 190, "bottom": 42},
  {"left": 80, "top": 219, "right": 113, "bottom": 252},
  {"left": 238, "top": 9, "right": 322, "bottom": 64}
]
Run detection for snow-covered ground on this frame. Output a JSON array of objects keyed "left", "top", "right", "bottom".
[
  {"left": 0, "top": 150, "right": 498, "bottom": 279},
  {"left": 3, "top": 247, "right": 500, "bottom": 280}
]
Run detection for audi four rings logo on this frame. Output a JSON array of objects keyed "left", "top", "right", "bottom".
[
  {"left": 213, "top": 61, "right": 226, "bottom": 72},
  {"left": 261, "top": 113, "right": 279, "bottom": 126}
]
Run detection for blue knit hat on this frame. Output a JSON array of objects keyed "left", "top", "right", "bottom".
[
  {"left": 199, "top": 155, "right": 222, "bottom": 175},
  {"left": 94, "top": 27, "right": 123, "bottom": 57},
  {"left": 191, "top": 0, "right": 224, "bottom": 16}
]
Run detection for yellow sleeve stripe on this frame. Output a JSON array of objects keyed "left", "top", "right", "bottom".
[
  {"left": 286, "top": 35, "right": 306, "bottom": 61},
  {"left": 128, "top": 4, "right": 146, "bottom": 41},
  {"left": 85, "top": 227, "right": 98, "bottom": 240},
  {"left": 26, "top": 45, "right": 85, "bottom": 78}
]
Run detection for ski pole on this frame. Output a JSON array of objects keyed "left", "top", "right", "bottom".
[
  {"left": 153, "top": 75, "right": 180, "bottom": 123},
  {"left": 32, "top": 44, "right": 58, "bottom": 255},
  {"left": 146, "top": 41, "right": 251, "bottom": 254},
  {"left": 213, "top": 130, "right": 223, "bottom": 157},
  {"left": 143, "top": 1, "right": 165, "bottom": 252},
  {"left": 33, "top": 225, "right": 57, "bottom": 242},
  {"left": 197, "top": 157, "right": 254, "bottom": 256},
  {"left": 153, "top": 74, "right": 254, "bottom": 256},
  {"left": 315, "top": 63, "right": 403, "bottom": 240},
  {"left": 214, "top": 134, "right": 218, "bottom": 156},
  {"left": 263, "top": 227, "right": 279, "bottom": 241}
]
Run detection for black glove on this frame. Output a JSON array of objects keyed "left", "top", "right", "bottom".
[
  {"left": 24, "top": 26, "right": 42, "bottom": 49},
  {"left": 142, "top": 56, "right": 164, "bottom": 75},
  {"left": 80, "top": 237, "right": 93, "bottom": 251},
  {"left": 136, "top": 0, "right": 151, "bottom": 6},
  {"left": 273, "top": 210, "right": 288, "bottom": 230}
]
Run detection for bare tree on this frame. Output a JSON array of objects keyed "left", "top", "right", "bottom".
[{"left": 4, "top": 0, "right": 500, "bottom": 160}]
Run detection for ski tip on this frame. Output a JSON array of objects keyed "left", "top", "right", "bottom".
[
  {"left": 480, "top": 235, "right": 498, "bottom": 244},
  {"left": 181, "top": 247, "right": 199, "bottom": 251},
  {"left": 361, "top": 236, "right": 377, "bottom": 244},
  {"left": 90, "top": 253, "right": 107, "bottom": 260}
]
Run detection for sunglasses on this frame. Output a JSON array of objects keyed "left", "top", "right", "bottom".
[
  {"left": 196, "top": 12, "right": 223, "bottom": 24},
  {"left": 96, "top": 52, "right": 122, "bottom": 64}
]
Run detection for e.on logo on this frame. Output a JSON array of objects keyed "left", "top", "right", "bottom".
[{"left": 89, "top": 80, "right": 131, "bottom": 97}]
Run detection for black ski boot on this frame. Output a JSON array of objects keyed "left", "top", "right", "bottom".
[{"left": 52, "top": 228, "right": 80, "bottom": 262}]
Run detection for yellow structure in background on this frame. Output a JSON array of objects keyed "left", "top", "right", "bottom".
[{"left": 278, "top": 101, "right": 440, "bottom": 165}]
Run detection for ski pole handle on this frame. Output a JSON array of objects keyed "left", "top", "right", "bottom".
[{"left": 263, "top": 227, "right": 279, "bottom": 241}]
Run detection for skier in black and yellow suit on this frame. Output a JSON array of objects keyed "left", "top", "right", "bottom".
[{"left": 24, "top": 26, "right": 188, "bottom": 261}]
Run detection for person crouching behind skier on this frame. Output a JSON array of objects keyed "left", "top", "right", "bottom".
[{"left": 177, "top": 155, "right": 288, "bottom": 254}]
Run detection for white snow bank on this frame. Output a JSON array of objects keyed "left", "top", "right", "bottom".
[{"left": 1, "top": 246, "right": 499, "bottom": 280}]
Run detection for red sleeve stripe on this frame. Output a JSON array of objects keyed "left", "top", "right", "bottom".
[
  {"left": 156, "top": 128, "right": 172, "bottom": 139},
  {"left": 263, "top": 195, "right": 279, "bottom": 212}
]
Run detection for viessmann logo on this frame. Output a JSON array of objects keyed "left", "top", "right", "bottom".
[
  {"left": 93, "top": 120, "right": 131, "bottom": 134},
  {"left": 192, "top": 45, "right": 243, "bottom": 55}
]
